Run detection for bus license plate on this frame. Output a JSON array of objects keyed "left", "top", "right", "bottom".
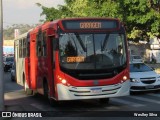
[
  {"left": 146, "top": 85, "right": 154, "bottom": 89},
  {"left": 91, "top": 88, "right": 102, "bottom": 93}
]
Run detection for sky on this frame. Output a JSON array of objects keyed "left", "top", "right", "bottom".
[{"left": 3, "top": 0, "right": 65, "bottom": 28}]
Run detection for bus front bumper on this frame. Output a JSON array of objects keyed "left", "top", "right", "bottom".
[{"left": 57, "top": 80, "right": 130, "bottom": 100}]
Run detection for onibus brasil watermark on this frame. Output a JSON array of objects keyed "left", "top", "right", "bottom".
[{"left": 2, "top": 112, "right": 42, "bottom": 118}]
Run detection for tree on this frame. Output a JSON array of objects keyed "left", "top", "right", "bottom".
[
  {"left": 119, "top": 0, "right": 160, "bottom": 42},
  {"left": 37, "top": 0, "right": 160, "bottom": 42}
]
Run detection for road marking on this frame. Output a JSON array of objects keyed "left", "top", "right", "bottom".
[
  {"left": 111, "top": 98, "right": 145, "bottom": 107},
  {"left": 128, "top": 95, "right": 160, "bottom": 104}
]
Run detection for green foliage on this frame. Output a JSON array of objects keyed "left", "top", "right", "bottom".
[
  {"left": 121, "top": 0, "right": 160, "bottom": 41},
  {"left": 37, "top": 0, "right": 160, "bottom": 42}
]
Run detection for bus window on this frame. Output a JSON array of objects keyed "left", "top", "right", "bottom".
[{"left": 59, "top": 33, "right": 127, "bottom": 70}]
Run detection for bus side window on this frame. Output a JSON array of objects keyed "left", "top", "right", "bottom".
[
  {"left": 27, "top": 34, "right": 30, "bottom": 57},
  {"left": 37, "top": 41, "right": 42, "bottom": 57},
  {"left": 42, "top": 32, "right": 47, "bottom": 57},
  {"left": 36, "top": 29, "right": 43, "bottom": 57}
]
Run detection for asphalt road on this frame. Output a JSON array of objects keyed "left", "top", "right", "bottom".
[{"left": 3, "top": 71, "right": 160, "bottom": 120}]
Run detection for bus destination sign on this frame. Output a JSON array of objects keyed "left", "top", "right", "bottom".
[
  {"left": 80, "top": 22, "right": 101, "bottom": 29},
  {"left": 62, "top": 19, "right": 119, "bottom": 30},
  {"left": 67, "top": 56, "right": 85, "bottom": 63}
]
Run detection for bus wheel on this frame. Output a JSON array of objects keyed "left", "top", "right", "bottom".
[
  {"left": 43, "top": 81, "right": 49, "bottom": 99},
  {"left": 24, "top": 80, "right": 32, "bottom": 95},
  {"left": 99, "top": 98, "right": 109, "bottom": 104},
  {"left": 43, "top": 81, "right": 59, "bottom": 106}
]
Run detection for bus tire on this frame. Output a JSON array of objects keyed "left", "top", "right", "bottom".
[
  {"left": 43, "top": 80, "right": 49, "bottom": 99},
  {"left": 99, "top": 98, "right": 109, "bottom": 104},
  {"left": 43, "top": 81, "right": 59, "bottom": 106}
]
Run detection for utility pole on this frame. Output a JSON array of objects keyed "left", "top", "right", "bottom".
[{"left": 0, "top": 0, "right": 4, "bottom": 111}]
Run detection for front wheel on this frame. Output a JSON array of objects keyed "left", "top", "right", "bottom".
[
  {"left": 43, "top": 81, "right": 59, "bottom": 107},
  {"left": 43, "top": 81, "right": 49, "bottom": 99}
]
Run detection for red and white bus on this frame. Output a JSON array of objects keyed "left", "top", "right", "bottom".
[{"left": 15, "top": 18, "right": 130, "bottom": 104}]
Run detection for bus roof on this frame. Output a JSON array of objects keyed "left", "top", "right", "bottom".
[
  {"left": 14, "top": 32, "right": 28, "bottom": 41},
  {"left": 15, "top": 17, "right": 123, "bottom": 39}
]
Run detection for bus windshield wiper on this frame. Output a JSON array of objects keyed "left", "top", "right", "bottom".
[
  {"left": 69, "top": 33, "right": 78, "bottom": 54},
  {"left": 75, "top": 34, "right": 86, "bottom": 52},
  {"left": 102, "top": 34, "right": 109, "bottom": 51}
]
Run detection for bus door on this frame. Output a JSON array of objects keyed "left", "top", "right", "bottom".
[
  {"left": 15, "top": 41, "right": 21, "bottom": 85},
  {"left": 48, "top": 36, "right": 56, "bottom": 97},
  {"left": 25, "top": 34, "right": 31, "bottom": 87},
  {"left": 25, "top": 48, "right": 30, "bottom": 85}
]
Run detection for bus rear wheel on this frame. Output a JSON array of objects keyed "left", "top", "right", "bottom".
[
  {"left": 99, "top": 98, "right": 109, "bottom": 104},
  {"left": 43, "top": 81, "right": 49, "bottom": 99}
]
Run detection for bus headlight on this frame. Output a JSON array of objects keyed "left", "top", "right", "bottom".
[
  {"left": 61, "top": 79, "right": 67, "bottom": 84},
  {"left": 57, "top": 75, "right": 69, "bottom": 86}
]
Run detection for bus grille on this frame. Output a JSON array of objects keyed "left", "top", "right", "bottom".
[{"left": 68, "top": 84, "right": 121, "bottom": 97}]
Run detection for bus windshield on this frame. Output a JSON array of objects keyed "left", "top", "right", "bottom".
[{"left": 59, "top": 33, "right": 127, "bottom": 70}]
